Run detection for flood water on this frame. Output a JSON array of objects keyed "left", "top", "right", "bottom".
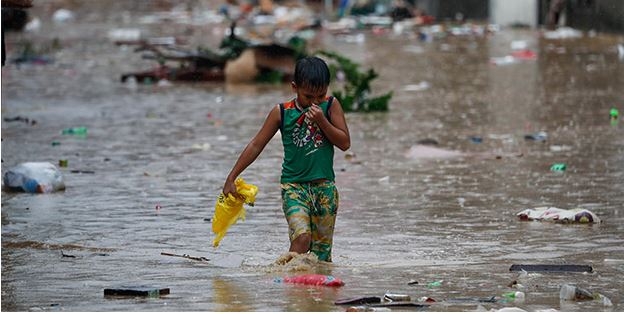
[{"left": 2, "top": 1, "right": 624, "bottom": 312}]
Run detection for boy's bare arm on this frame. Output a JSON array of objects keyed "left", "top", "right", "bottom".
[{"left": 223, "top": 105, "right": 280, "bottom": 196}]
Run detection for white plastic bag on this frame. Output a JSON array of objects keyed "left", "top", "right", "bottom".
[
  {"left": 517, "top": 206, "right": 600, "bottom": 223},
  {"left": 3, "top": 162, "right": 66, "bottom": 193}
]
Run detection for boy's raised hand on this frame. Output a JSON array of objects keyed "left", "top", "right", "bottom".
[{"left": 304, "top": 103, "right": 326, "bottom": 124}]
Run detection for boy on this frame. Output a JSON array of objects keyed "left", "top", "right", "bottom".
[{"left": 222, "top": 56, "right": 350, "bottom": 262}]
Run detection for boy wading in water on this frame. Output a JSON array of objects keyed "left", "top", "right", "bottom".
[{"left": 222, "top": 56, "right": 351, "bottom": 262}]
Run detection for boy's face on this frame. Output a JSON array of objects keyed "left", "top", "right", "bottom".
[{"left": 292, "top": 82, "right": 328, "bottom": 108}]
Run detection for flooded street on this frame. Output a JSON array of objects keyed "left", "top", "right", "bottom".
[{"left": 2, "top": 1, "right": 624, "bottom": 312}]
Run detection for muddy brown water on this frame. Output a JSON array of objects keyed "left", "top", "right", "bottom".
[{"left": 2, "top": 1, "right": 624, "bottom": 312}]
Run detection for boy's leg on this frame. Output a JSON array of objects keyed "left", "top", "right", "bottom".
[
  {"left": 309, "top": 181, "right": 338, "bottom": 262},
  {"left": 289, "top": 233, "right": 311, "bottom": 253},
  {"left": 281, "top": 183, "right": 312, "bottom": 253}
]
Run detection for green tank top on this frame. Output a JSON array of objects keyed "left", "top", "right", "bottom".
[{"left": 279, "top": 97, "right": 335, "bottom": 183}]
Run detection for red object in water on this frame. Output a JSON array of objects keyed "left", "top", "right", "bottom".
[
  {"left": 511, "top": 49, "right": 538, "bottom": 60},
  {"left": 420, "top": 15, "right": 435, "bottom": 25},
  {"left": 371, "top": 26, "right": 388, "bottom": 35},
  {"left": 282, "top": 274, "right": 345, "bottom": 287}
]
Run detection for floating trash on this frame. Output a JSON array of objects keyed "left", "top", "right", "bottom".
[
  {"left": 403, "top": 81, "right": 430, "bottom": 92},
  {"left": 104, "top": 285, "right": 169, "bottom": 298},
  {"left": 516, "top": 207, "right": 601, "bottom": 223},
  {"left": 543, "top": 27, "right": 583, "bottom": 39},
  {"left": 61, "top": 126, "right": 87, "bottom": 136},
  {"left": 524, "top": 131, "right": 547, "bottom": 142},
  {"left": 469, "top": 136, "right": 483, "bottom": 143},
  {"left": 384, "top": 293, "right": 410, "bottom": 302},
  {"left": 275, "top": 274, "right": 345, "bottom": 287},
  {"left": 550, "top": 163, "right": 566, "bottom": 172},
  {"left": 502, "top": 291, "right": 525, "bottom": 303},
  {"left": 3, "top": 162, "right": 66, "bottom": 193},
  {"left": 510, "top": 264, "right": 592, "bottom": 273},
  {"left": 427, "top": 280, "right": 442, "bottom": 288}
]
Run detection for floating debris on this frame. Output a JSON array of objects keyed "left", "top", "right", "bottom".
[{"left": 510, "top": 264, "right": 593, "bottom": 273}]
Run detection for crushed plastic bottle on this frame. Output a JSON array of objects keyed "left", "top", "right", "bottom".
[
  {"left": 427, "top": 280, "right": 443, "bottom": 288},
  {"left": 212, "top": 177, "right": 258, "bottom": 247},
  {"left": 550, "top": 163, "right": 567, "bottom": 172},
  {"left": 3, "top": 162, "right": 66, "bottom": 193},
  {"left": 61, "top": 126, "right": 87, "bottom": 136}
]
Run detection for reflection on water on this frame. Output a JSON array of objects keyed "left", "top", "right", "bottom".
[
  {"left": 2, "top": 1, "right": 624, "bottom": 312},
  {"left": 212, "top": 278, "right": 252, "bottom": 312},
  {"left": 281, "top": 284, "right": 337, "bottom": 312}
]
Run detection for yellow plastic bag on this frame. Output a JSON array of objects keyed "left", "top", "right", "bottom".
[{"left": 212, "top": 177, "right": 258, "bottom": 247}]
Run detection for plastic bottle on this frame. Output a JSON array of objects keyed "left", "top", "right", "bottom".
[
  {"left": 61, "top": 126, "right": 87, "bottom": 136},
  {"left": 426, "top": 280, "right": 442, "bottom": 288},
  {"left": 502, "top": 291, "right": 525, "bottom": 303},
  {"left": 597, "top": 293, "right": 613, "bottom": 307},
  {"left": 610, "top": 108, "right": 619, "bottom": 120},
  {"left": 550, "top": 163, "right": 567, "bottom": 171},
  {"left": 346, "top": 306, "right": 390, "bottom": 312},
  {"left": 559, "top": 284, "right": 594, "bottom": 301},
  {"left": 383, "top": 292, "right": 410, "bottom": 302}
]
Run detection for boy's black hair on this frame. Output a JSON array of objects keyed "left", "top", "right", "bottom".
[{"left": 294, "top": 56, "right": 331, "bottom": 89}]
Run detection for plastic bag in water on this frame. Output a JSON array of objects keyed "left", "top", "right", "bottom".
[
  {"left": 212, "top": 177, "right": 258, "bottom": 247},
  {"left": 3, "top": 162, "right": 66, "bottom": 193},
  {"left": 276, "top": 274, "right": 345, "bottom": 287},
  {"left": 517, "top": 207, "right": 601, "bottom": 223}
]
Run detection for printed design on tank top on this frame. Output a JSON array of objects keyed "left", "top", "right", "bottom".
[{"left": 292, "top": 113, "right": 324, "bottom": 149}]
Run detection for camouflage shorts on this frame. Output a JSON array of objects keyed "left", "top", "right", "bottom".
[{"left": 281, "top": 180, "right": 338, "bottom": 262}]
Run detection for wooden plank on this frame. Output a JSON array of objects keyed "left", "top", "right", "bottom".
[
  {"left": 104, "top": 286, "right": 170, "bottom": 297},
  {"left": 509, "top": 264, "right": 593, "bottom": 273},
  {"left": 334, "top": 296, "right": 382, "bottom": 305},
  {"left": 367, "top": 302, "right": 430, "bottom": 308}
]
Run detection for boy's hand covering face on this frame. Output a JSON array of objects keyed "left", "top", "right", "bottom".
[{"left": 304, "top": 104, "right": 325, "bottom": 124}]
